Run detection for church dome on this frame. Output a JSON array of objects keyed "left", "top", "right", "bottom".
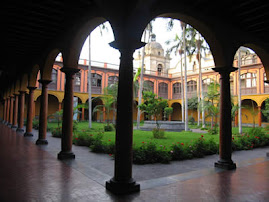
[{"left": 145, "top": 34, "right": 164, "bottom": 56}]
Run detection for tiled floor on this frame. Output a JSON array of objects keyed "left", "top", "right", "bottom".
[{"left": 0, "top": 123, "right": 268, "bottom": 201}]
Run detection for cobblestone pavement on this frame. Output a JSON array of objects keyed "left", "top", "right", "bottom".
[{"left": 0, "top": 123, "right": 268, "bottom": 201}]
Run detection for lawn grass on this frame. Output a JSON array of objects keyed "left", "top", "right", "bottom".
[{"left": 47, "top": 121, "right": 254, "bottom": 150}]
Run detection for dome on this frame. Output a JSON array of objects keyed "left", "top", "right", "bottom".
[{"left": 145, "top": 41, "right": 163, "bottom": 50}]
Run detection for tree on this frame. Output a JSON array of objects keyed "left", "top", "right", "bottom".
[
  {"left": 164, "top": 107, "right": 173, "bottom": 121},
  {"left": 138, "top": 91, "right": 168, "bottom": 130},
  {"left": 262, "top": 98, "right": 269, "bottom": 122},
  {"left": 202, "top": 82, "right": 220, "bottom": 130},
  {"left": 93, "top": 84, "right": 118, "bottom": 127}
]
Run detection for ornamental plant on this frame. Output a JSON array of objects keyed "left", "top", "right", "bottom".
[{"left": 138, "top": 91, "right": 168, "bottom": 138}]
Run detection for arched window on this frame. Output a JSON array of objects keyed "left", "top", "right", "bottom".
[
  {"left": 143, "top": 80, "right": 154, "bottom": 92},
  {"left": 108, "top": 76, "right": 118, "bottom": 86},
  {"left": 202, "top": 78, "right": 213, "bottom": 92},
  {"left": 91, "top": 73, "right": 102, "bottom": 87},
  {"left": 264, "top": 73, "right": 269, "bottom": 93},
  {"left": 48, "top": 68, "right": 58, "bottom": 90},
  {"left": 74, "top": 72, "right": 81, "bottom": 92},
  {"left": 91, "top": 73, "right": 102, "bottom": 94},
  {"left": 241, "top": 73, "right": 256, "bottom": 88},
  {"left": 187, "top": 80, "right": 197, "bottom": 98},
  {"left": 158, "top": 82, "right": 168, "bottom": 99},
  {"left": 51, "top": 68, "right": 57, "bottom": 84},
  {"left": 173, "top": 82, "right": 181, "bottom": 94},
  {"left": 240, "top": 72, "right": 257, "bottom": 95},
  {"left": 173, "top": 82, "right": 181, "bottom": 99},
  {"left": 157, "top": 64, "right": 162, "bottom": 76}
]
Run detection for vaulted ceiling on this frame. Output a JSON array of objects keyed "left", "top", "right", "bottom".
[{"left": 1, "top": 0, "right": 269, "bottom": 89}]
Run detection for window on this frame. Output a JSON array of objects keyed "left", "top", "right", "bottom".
[
  {"left": 241, "top": 72, "right": 256, "bottom": 88},
  {"left": 187, "top": 80, "right": 197, "bottom": 92},
  {"left": 75, "top": 72, "right": 81, "bottom": 86},
  {"left": 173, "top": 82, "right": 181, "bottom": 94},
  {"left": 157, "top": 64, "right": 162, "bottom": 76},
  {"left": 51, "top": 69, "right": 57, "bottom": 83},
  {"left": 91, "top": 73, "right": 102, "bottom": 87},
  {"left": 264, "top": 73, "right": 269, "bottom": 86},
  {"left": 143, "top": 80, "right": 154, "bottom": 92},
  {"left": 202, "top": 78, "right": 213, "bottom": 90},
  {"left": 108, "top": 76, "right": 118, "bottom": 86},
  {"left": 159, "top": 82, "right": 168, "bottom": 93}
]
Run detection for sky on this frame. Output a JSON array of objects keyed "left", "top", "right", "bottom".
[{"left": 79, "top": 17, "right": 183, "bottom": 68}]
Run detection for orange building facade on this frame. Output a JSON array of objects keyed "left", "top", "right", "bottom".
[{"left": 30, "top": 55, "right": 269, "bottom": 127}]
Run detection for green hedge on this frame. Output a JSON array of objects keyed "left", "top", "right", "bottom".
[{"left": 50, "top": 127, "right": 269, "bottom": 164}]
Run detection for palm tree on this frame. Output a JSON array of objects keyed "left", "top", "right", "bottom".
[
  {"left": 93, "top": 84, "right": 118, "bottom": 126},
  {"left": 88, "top": 23, "right": 108, "bottom": 128},
  {"left": 166, "top": 19, "right": 209, "bottom": 129},
  {"left": 136, "top": 22, "right": 153, "bottom": 129}
]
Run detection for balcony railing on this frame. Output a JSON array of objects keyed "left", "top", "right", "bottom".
[{"left": 241, "top": 87, "right": 257, "bottom": 95}]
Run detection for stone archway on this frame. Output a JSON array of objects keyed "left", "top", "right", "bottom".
[{"left": 171, "top": 102, "right": 182, "bottom": 121}]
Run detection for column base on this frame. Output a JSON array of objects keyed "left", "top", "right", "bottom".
[
  {"left": 57, "top": 151, "right": 75, "bottom": 160},
  {"left": 36, "top": 139, "right": 48, "bottom": 145},
  {"left": 106, "top": 178, "right": 140, "bottom": 195},
  {"left": 215, "top": 160, "right": 236, "bottom": 170},
  {"left": 7, "top": 123, "right": 12, "bottom": 127},
  {"left": 16, "top": 128, "right": 24, "bottom": 133},
  {"left": 11, "top": 125, "right": 18, "bottom": 129},
  {"left": 24, "top": 132, "right": 33, "bottom": 137}
]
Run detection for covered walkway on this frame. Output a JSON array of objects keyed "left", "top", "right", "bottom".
[{"left": 0, "top": 124, "right": 268, "bottom": 201}]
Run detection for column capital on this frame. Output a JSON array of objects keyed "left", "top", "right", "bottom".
[
  {"left": 110, "top": 40, "right": 146, "bottom": 52},
  {"left": 212, "top": 66, "right": 238, "bottom": 74},
  {"left": 27, "top": 86, "right": 37, "bottom": 91},
  {"left": 60, "top": 67, "right": 80, "bottom": 75},
  {"left": 18, "top": 90, "right": 26, "bottom": 94},
  {"left": 38, "top": 79, "right": 52, "bottom": 85}
]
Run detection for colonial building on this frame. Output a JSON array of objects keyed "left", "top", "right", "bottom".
[{"left": 25, "top": 41, "right": 269, "bottom": 127}]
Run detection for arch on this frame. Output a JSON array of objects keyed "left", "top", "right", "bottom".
[
  {"left": 243, "top": 44, "right": 269, "bottom": 77},
  {"left": 20, "top": 74, "right": 28, "bottom": 91},
  {"left": 28, "top": 64, "right": 40, "bottom": 87},
  {"left": 62, "top": 17, "right": 107, "bottom": 68},
  {"left": 171, "top": 102, "right": 182, "bottom": 121},
  {"left": 41, "top": 49, "right": 61, "bottom": 81},
  {"left": 241, "top": 99, "right": 259, "bottom": 126}
]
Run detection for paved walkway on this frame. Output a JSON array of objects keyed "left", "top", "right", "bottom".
[{"left": 0, "top": 123, "right": 268, "bottom": 201}]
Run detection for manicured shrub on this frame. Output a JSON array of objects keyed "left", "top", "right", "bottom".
[
  {"left": 133, "top": 142, "right": 171, "bottom": 164},
  {"left": 73, "top": 132, "right": 95, "bottom": 146},
  {"left": 104, "top": 125, "right": 114, "bottom": 132}
]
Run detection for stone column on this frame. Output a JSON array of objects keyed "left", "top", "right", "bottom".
[
  {"left": 57, "top": 67, "right": 79, "bottom": 160},
  {"left": 8, "top": 96, "right": 14, "bottom": 127},
  {"left": 3, "top": 98, "right": 7, "bottom": 124},
  {"left": 5, "top": 97, "right": 10, "bottom": 125},
  {"left": 36, "top": 80, "right": 51, "bottom": 145},
  {"left": 106, "top": 40, "right": 144, "bottom": 194},
  {"left": 17, "top": 91, "right": 26, "bottom": 133},
  {"left": 258, "top": 106, "right": 262, "bottom": 127},
  {"left": 24, "top": 87, "right": 37, "bottom": 137},
  {"left": 81, "top": 107, "right": 85, "bottom": 121},
  {"left": 213, "top": 67, "right": 237, "bottom": 170},
  {"left": 12, "top": 94, "right": 19, "bottom": 129}
]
